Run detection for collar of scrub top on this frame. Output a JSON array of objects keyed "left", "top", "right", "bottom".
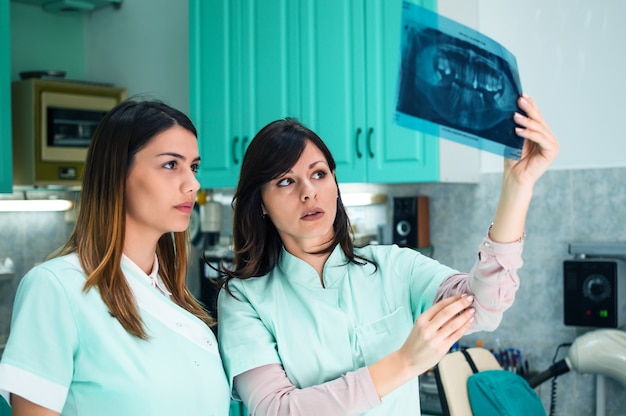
[
  {"left": 121, "top": 253, "right": 172, "bottom": 297},
  {"left": 278, "top": 244, "right": 350, "bottom": 288}
]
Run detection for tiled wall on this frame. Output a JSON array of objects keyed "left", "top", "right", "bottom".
[{"left": 1, "top": 167, "right": 625, "bottom": 414}]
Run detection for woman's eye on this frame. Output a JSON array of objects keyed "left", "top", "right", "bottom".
[
  {"left": 312, "top": 170, "right": 327, "bottom": 179},
  {"left": 163, "top": 161, "right": 176, "bottom": 170},
  {"left": 191, "top": 163, "right": 200, "bottom": 173},
  {"left": 277, "top": 178, "right": 293, "bottom": 187}
]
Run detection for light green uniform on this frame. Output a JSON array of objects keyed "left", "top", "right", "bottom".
[
  {"left": 218, "top": 244, "right": 456, "bottom": 415},
  {"left": 0, "top": 253, "right": 230, "bottom": 416}
]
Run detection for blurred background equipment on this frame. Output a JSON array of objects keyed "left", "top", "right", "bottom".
[
  {"left": 527, "top": 329, "right": 626, "bottom": 416},
  {"left": 196, "top": 189, "right": 222, "bottom": 249}
]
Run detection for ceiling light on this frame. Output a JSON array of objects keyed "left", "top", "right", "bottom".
[{"left": 0, "top": 199, "right": 74, "bottom": 212}]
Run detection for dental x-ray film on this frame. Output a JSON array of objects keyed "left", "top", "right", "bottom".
[{"left": 394, "top": 2, "right": 524, "bottom": 160}]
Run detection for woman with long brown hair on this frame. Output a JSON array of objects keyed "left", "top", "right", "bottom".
[
  {"left": 217, "top": 95, "right": 559, "bottom": 414},
  {"left": 0, "top": 99, "right": 230, "bottom": 415}
]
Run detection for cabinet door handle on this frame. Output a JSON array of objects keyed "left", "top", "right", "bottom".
[
  {"left": 366, "top": 127, "right": 374, "bottom": 158},
  {"left": 242, "top": 137, "right": 249, "bottom": 158},
  {"left": 355, "top": 127, "right": 363, "bottom": 158},
  {"left": 232, "top": 136, "right": 239, "bottom": 164}
]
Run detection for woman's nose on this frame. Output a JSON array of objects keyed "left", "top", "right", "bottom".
[
  {"left": 186, "top": 172, "right": 201, "bottom": 194},
  {"left": 300, "top": 181, "right": 317, "bottom": 201}
]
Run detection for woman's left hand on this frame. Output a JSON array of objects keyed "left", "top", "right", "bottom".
[
  {"left": 506, "top": 94, "right": 560, "bottom": 187},
  {"left": 489, "top": 94, "right": 559, "bottom": 243}
]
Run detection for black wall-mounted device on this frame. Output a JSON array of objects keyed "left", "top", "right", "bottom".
[{"left": 564, "top": 255, "right": 626, "bottom": 328}]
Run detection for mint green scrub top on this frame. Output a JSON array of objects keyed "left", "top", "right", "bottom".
[
  {"left": 218, "top": 244, "right": 457, "bottom": 415},
  {"left": 0, "top": 254, "right": 230, "bottom": 416}
]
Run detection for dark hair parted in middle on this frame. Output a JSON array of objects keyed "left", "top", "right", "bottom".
[{"left": 222, "top": 117, "right": 375, "bottom": 288}]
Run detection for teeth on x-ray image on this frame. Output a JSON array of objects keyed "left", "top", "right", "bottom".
[
  {"left": 415, "top": 34, "right": 518, "bottom": 131},
  {"left": 395, "top": 2, "right": 524, "bottom": 160}
]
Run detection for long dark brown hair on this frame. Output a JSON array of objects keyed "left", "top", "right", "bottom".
[
  {"left": 57, "top": 99, "right": 213, "bottom": 338},
  {"left": 221, "top": 117, "right": 375, "bottom": 291}
]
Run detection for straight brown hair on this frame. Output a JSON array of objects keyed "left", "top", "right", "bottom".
[{"left": 57, "top": 99, "right": 213, "bottom": 339}]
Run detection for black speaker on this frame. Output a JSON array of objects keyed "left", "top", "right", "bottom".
[{"left": 392, "top": 196, "right": 430, "bottom": 248}]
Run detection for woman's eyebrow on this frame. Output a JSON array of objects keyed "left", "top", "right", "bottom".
[
  {"left": 157, "top": 152, "right": 201, "bottom": 163},
  {"left": 309, "top": 160, "right": 328, "bottom": 169}
]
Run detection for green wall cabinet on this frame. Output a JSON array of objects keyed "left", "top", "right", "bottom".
[
  {"left": 0, "top": 0, "right": 12, "bottom": 193},
  {"left": 190, "top": 0, "right": 302, "bottom": 189},
  {"left": 190, "top": 0, "right": 478, "bottom": 188},
  {"left": 299, "top": 0, "right": 440, "bottom": 184}
]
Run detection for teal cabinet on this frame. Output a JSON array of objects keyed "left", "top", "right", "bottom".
[
  {"left": 191, "top": 0, "right": 477, "bottom": 187},
  {"left": 299, "top": 0, "right": 440, "bottom": 184},
  {"left": 0, "top": 0, "right": 12, "bottom": 193},
  {"left": 190, "top": 0, "right": 302, "bottom": 189}
]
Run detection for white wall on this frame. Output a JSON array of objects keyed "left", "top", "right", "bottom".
[
  {"left": 470, "top": 0, "right": 626, "bottom": 172},
  {"left": 83, "top": 0, "right": 189, "bottom": 113}
]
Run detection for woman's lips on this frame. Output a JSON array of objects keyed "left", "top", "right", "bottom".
[
  {"left": 301, "top": 209, "right": 324, "bottom": 221},
  {"left": 175, "top": 203, "right": 194, "bottom": 214}
]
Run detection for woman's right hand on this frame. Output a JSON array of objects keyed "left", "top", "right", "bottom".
[{"left": 368, "top": 294, "right": 475, "bottom": 397}]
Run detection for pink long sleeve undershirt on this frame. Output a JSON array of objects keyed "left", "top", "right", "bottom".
[
  {"left": 233, "top": 237, "right": 523, "bottom": 415},
  {"left": 235, "top": 365, "right": 381, "bottom": 415}
]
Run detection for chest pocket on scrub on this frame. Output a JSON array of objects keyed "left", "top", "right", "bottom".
[{"left": 354, "top": 307, "right": 412, "bottom": 364}]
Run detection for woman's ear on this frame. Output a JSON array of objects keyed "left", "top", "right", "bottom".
[{"left": 261, "top": 202, "right": 267, "bottom": 216}]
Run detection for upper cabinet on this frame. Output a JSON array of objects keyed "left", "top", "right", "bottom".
[
  {"left": 190, "top": 0, "right": 302, "bottom": 188},
  {"left": 190, "top": 0, "right": 478, "bottom": 188},
  {"left": 299, "top": 0, "right": 441, "bottom": 184},
  {"left": 1, "top": 0, "right": 12, "bottom": 193}
]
